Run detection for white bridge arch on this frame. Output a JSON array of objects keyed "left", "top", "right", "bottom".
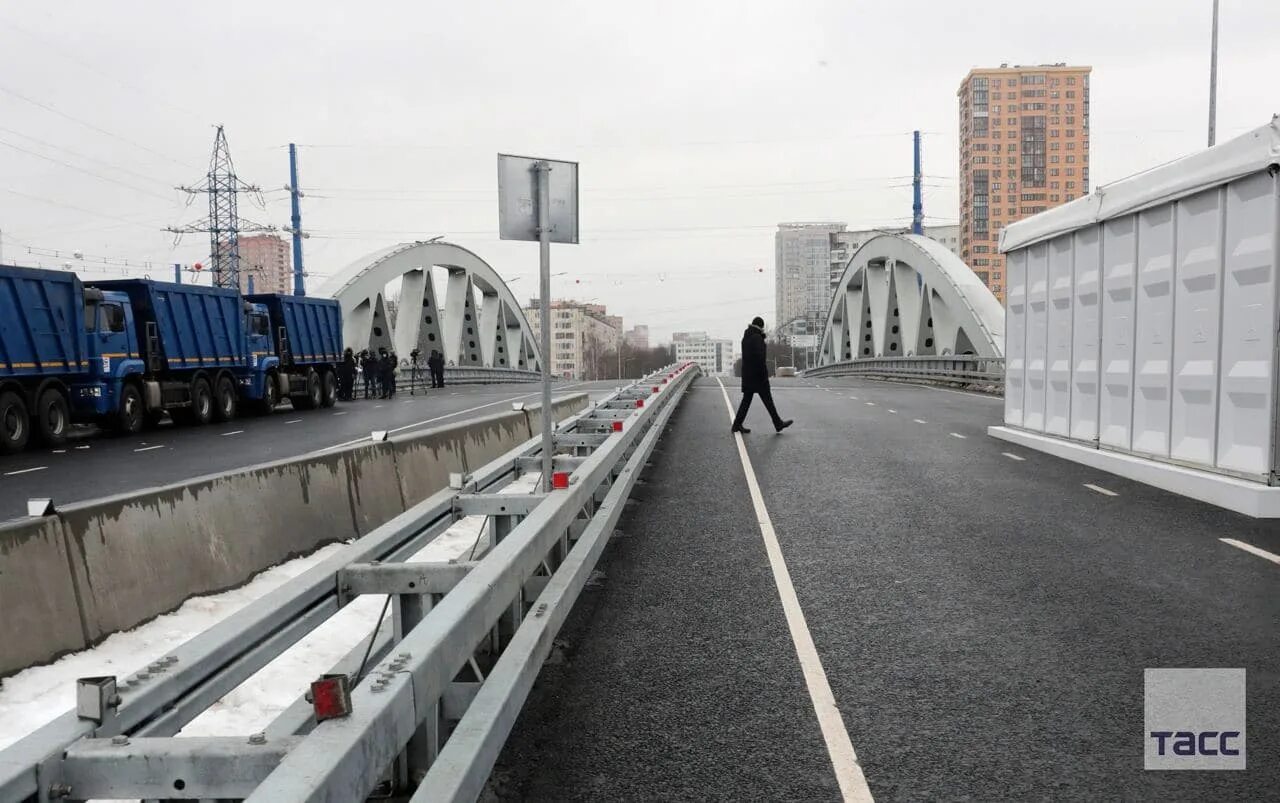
[
  {"left": 319, "top": 241, "right": 540, "bottom": 371},
  {"left": 817, "top": 233, "right": 1004, "bottom": 365}
]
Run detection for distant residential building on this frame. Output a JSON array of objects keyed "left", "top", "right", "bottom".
[
  {"left": 523, "top": 299, "right": 621, "bottom": 379},
  {"left": 671, "top": 331, "right": 707, "bottom": 343},
  {"left": 958, "top": 63, "right": 1092, "bottom": 302},
  {"left": 775, "top": 222, "right": 845, "bottom": 344},
  {"left": 675, "top": 332, "right": 734, "bottom": 376},
  {"left": 238, "top": 234, "right": 291, "bottom": 294},
  {"left": 827, "top": 224, "right": 962, "bottom": 288},
  {"left": 625, "top": 325, "right": 650, "bottom": 350}
]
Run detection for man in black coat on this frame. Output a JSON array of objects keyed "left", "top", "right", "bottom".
[{"left": 731, "top": 316, "right": 793, "bottom": 434}]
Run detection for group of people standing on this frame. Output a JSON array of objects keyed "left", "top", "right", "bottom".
[{"left": 335, "top": 348, "right": 449, "bottom": 402}]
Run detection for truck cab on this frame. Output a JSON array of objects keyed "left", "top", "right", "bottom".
[
  {"left": 75, "top": 288, "right": 146, "bottom": 421},
  {"left": 243, "top": 302, "right": 281, "bottom": 402}
]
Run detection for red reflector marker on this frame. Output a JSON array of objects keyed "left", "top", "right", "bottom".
[
  {"left": 552, "top": 471, "right": 571, "bottom": 489},
  {"left": 611, "top": 420, "right": 623, "bottom": 432},
  {"left": 635, "top": 398, "right": 644, "bottom": 408},
  {"left": 310, "top": 674, "right": 352, "bottom": 722},
  {"left": 652, "top": 386, "right": 659, "bottom": 393}
]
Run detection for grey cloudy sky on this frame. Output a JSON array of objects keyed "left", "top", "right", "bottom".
[{"left": 1, "top": 0, "right": 1277, "bottom": 341}]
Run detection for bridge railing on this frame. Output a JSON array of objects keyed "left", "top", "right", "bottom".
[
  {"left": 394, "top": 364, "right": 545, "bottom": 389},
  {"left": 0, "top": 362, "right": 700, "bottom": 803},
  {"left": 804, "top": 355, "right": 1005, "bottom": 391}
]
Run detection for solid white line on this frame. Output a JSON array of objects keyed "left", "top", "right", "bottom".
[
  {"left": 913, "top": 418, "right": 927, "bottom": 424},
  {"left": 1002, "top": 452, "right": 1025, "bottom": 461},
  {"left": 134, "top": 444, "right": 165, "bottom": 452},
  {"left": 374, "top": 404, "right": 384, "bottom": 409},
  {"left": 1084, "top": 482, "right": 1117, "bottom": 497},
  {"left": 74, "top": 445, "right": 90, "bottom": 450},
  {"left": 849, "top": 396, "right": 858, "bottom": 400},
  {"left": 1220, "top": 538, "right": 1280, "bottom": 566},
  {"left": 714, "top": 378, "right": 872, "bottom": 802},
  {"left": 52, "top": 449, "right": 67, "bottom": 454},
  {"left": 221, "top": 430, "right": 245, "bottom": 437},
  {"left": 949, "top": 432, "right": 967, "bottom": 439},
  {"left": 3, "top": 466, "right": 46, "bottom": 476}
]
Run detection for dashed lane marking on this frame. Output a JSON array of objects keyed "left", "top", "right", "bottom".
[
  {"left": 1220, "top": 538, "right": 1280, "bottom": 566},
  {"left": 715, "top": 378, "right": 874, "bottom": 803},
  {"left": 849, "top": 396, "right": 858, "bottom": 400},
  {"left": 1002, "top": 452, "right": 1025, "bottom": 461},
  {"left": 285, "top": 419, "right": 303, "bottom": 424},
  {"left": 221, "top": 430, "right": 245, "bottom": 437},
  {"left": 3, "top": 466, "right": 46, "bottom": 476},
  {"left": 332, "top": 411, "right": 348, "bottom": 416},
  {"left": 887, "top": 409, "right": 897, "bottom": 414},
  {"left": 950, "top": 432, "right": 967, "bottom": 439},
  {"left": 865, "top": 402, "right": 875, "bottom": 407},
  {"left": 52, "top": 449, "right": 67, "bottom": 454},
  {"left": 134, "top": 445, "right": 165, "bottom": 452},
  {"left": 1084, "top": 483, "right": 1117, "bottom": 497},
  {"left": 913, "top": 418, "right": 927, "bottom": 424}
]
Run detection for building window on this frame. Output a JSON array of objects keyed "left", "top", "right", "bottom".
[
  {"left": 1050, "top": 141, "right": 1060, "bottom": 150},
  {"left": 1066, "top": 167, "right": 1076, "bottom": 176},
  {"left": 1050, "top": 155, "right": 1060, "bottom": 164},
  {"left": 1066, "top": 116, "right": 1075, "bottom": 125},
  {"left": 1051, "top": 194, "right": 1061, "bottom": 202},
  {"left": 1067, "top": 76, "right": 1076, "bottom": 85},
  {"left": 1066, "top": 155, "right": 1076, "bottom": 163},
  {"left": 1066, "top": 90, "right": 1076, "bottom": 98},
  {"left": 1007, "top": 78, "right": 1017, "bottom": 87},
  {"left": 1007, "top": 117, "right": 1017, "bottom": 125},
  {"left": 1067, "top": 181, "right": 1077, "bottom": 189}
]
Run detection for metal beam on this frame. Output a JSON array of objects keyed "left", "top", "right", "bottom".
[
  {"left": 453, "top": 494, "right": 546, "bottom": 517},
  {"left": 340, "top": 562, "right": 479, "bottom": 599}
]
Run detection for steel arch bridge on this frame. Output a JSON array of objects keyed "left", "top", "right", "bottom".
[
  {"left": 816, "top": 233, "right": 1004, "bottom": 366},
  {"left": 319, "top": 241, "right": 541, "bottom": 372}
]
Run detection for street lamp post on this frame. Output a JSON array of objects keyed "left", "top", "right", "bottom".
[{"left": 1208, "top": 0, "right": 1220, "bottom": 147}]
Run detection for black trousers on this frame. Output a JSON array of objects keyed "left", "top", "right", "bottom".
[{"left": 732, "top": 387, "right": 783, "bottom": 429}]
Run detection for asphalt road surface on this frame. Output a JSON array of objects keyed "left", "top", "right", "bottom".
[
  {"left": 496, "top": 377, "right": 1280, "bottom": 802},
  {"left": 0, "top": 380, "right": 621, "bottom": 523}
]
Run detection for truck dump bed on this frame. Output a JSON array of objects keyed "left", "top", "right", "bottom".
[
  {"left": 93, "top": 280, "right": 248, "bottom": 371},
  {"left": 0, "top": 264, "right": 87, "bottom": 378},
  {"left": 246, "top": 294, "right": 342, "bottom": 366}
]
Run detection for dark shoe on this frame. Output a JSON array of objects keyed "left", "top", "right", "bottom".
[
  {"left": 731, "top": 425, "right": 751, "bottom": 434},
  {"left": 775, "top": 420, "right": 793, "bottom": 433}
]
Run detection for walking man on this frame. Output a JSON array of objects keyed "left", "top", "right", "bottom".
[{"left": 731, "top": 316, "right": 793, "bottom": 435}]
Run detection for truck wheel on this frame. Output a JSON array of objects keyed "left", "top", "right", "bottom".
[
  {"left": 213, "top": 375, "right": 238, "bottom": 422},
  {"left": 254, "top": 372, "right": 279, "bottom": 415},
  {"left": 116, "top": 384, "right": 145, "bottom": 435},
  {"left": 320, "top": 370, "right": 338, "bottom": 408},
  {"left": 294, "top": 371, "right": 321, "bottom": 410},
  {"left": 35, "top": 388, "right": 70, "bottom": 447},
  {"left": 190, "top": 378, "right": 214, "bottom": 425},
  {"left": 0, "top": 391, "right": 30, "bottom": 453}
]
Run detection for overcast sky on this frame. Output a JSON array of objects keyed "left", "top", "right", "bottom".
[{"left": 1, "top": 1, "right": 1277, "bottom": 342}]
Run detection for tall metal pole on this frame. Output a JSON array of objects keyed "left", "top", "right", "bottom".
[
  {"left": 1207, "top": 0, "right": 1219, "bottom": 147},
  {"left": 288, "top": 144, "right": 306, "bottom": 295},
  {"left": 174, "top": 263, "right": 181, "bottom": 284},
  {"left": 912, "top": 130, "right": 924, "bottom": 235},
  {"left": 536, "top": 162, "right": 554, "bottom": 492}
]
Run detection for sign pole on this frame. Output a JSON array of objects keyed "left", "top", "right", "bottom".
[{"left": 536, "top": 161, "right": 554, "bottom": 492}]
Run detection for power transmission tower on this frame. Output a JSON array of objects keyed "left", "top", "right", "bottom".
[{"left": 167, "top": 126, "right": 274, "bottom": 289}]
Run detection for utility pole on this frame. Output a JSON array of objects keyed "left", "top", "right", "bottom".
[
  {"left": 287, "top": 144, "right": 306, "bottom": 295},
  {"left": 1207, "top": 0, "right": 1220, "bottom": 147},
  {"left": 167, "top": 126, "right": 274, "bottom": 291},
  {"left": 912, "top": 130, "right": 924, "bottom": 235}
]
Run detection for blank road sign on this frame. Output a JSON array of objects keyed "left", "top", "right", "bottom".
[{"left": 497, "top": 154, "right": 579, "bottom": 244}]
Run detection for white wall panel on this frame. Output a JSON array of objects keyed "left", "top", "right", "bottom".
[
  {"left": 1023, "top": 244, "right": 1050, "bottom": 431},
  {"left": 1045, "top": 236, "right": 1074, "bottom": 435},
  {"left": 1170, "top": 187, "right": 1224, "bottom": 466},
  {"left": 1132, "top": 205, "right": 1176, "bottom": 456},
  {"left": 1004, "top": 250, "right": 1027, "bottom": 427},
  {"left": 1100, "top": 216, "right": 1138, "bottom": 449},
  {"left": 1218, "top": 172, "right": 1278, "bottom": 477},
  {"left": 1070, "top": 226, "right": 1103, "bottom": 441}
]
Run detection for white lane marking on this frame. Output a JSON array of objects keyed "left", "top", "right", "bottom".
[
  {"left": 1220, "top": 538, "right": 1280, "bottom": 566},
  {"left": 374, "top": 404, "right": 384, "bottom": 409},
  {"left": 75, "top": 445, "right": 90, "bottom": 450},
  {"left": 221, "top": 430, "right": 245, "bottom": 437},
  {"left": 848, "top": 396, "right": 858, "bottom": 400},
  {"left": 52, "top": 449, "right": 67, "bottom": 454},
  {"left": 913, "top": 418, "right": 927, "bottom": 424},
  {"left": 332, "top": 411, "right": 348, "bottom": 416},
  {"left": 864, "top": 401, "right": 875, "bottom": 407},
  {"left": 1084, "top": 482, "right": 1117, "bottom": 497},
  {"left": 402, "top": 400, "right": 415, "bottom": 404},
  {"left": 285, "top": 418, "right": 303, "bottom": 424},
  {"left": 887, "top": 409, "right": 897, "bottom": 414},
  {"left": 134, "top": 444, "right": 165, "bottom": 452},
  {"left": 949, "top": 432, "right": 967, "bottom": 439},
  {"left": 923, "top": 385, "right": 1003, "bottom": 401},
  {"left": 1002, "top": 452, "right": 1025, "bottom": 461},
  {"left": 314, "top": 383, "right": 587, "bottom": 455},
  {"left": 714, "top": 378, "right": 873, "bottom": 802},
  {"left": 3, "top": 466, "right": 46, "bottom": 476}
]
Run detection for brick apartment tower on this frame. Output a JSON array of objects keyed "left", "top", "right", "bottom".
[{"left": 958, "top": 63, "right": 1091, "bottom": 303}]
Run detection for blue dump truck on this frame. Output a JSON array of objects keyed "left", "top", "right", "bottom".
[{"left": 0, "top": 264, "right": 342, "bottom": 453}]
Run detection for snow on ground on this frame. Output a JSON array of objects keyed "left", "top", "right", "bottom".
[{"left": 0, "top": 473, "right": 541, "bottom": 752}]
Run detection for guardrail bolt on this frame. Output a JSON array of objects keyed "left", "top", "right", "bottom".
[
  {"left": 248, "top": 732, "right": 267, "bottom": 745},
  {"left": 48, "top": 783, "right": 73, "bottom": 799},
  {"left": 111, "top": 735, "right": 130, "bottom": 746}
]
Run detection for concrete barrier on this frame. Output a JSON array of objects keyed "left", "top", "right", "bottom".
[{"left": 0, "top": 392, "right": 589, "bottom": 676}]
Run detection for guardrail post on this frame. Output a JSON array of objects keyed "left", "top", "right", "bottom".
[
  {"left": 493, "top": 514, "right": 522, "bottom": 652},
  {"left": 395, "top": 592, "right": 439, "bottom": 788}
]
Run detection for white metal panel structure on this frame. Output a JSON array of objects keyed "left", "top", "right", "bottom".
[
  {"left": 319, "top": 241, "right": 541, "bottom": 372},
  {"left": 817, "top": 233, "right": 1004, "bottom": 369},
  {"left": 998, "top": 117, "right": 1280, "bottom": 487}
]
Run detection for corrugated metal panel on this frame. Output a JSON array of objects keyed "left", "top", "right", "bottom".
[
  {"left": 0, "top": 266, "right": 84, "bottom": 376},
  {"left": 1132, "top": 204, "right": 1176, "bottom": 457},
  {"left": 1170, "top": 186, "right": 1224, "bottom": 465},
  {"left": 1004, "top": 250, "right": 1027, "bottom": 427},
  {"left": 1070, "top": 226, "right": 1102, "bottom": 441},
  {"left": 1046, "top": 236, "right": 1074, "bottom": 435},
  {"left": 1099, "top": 215, "right": 1138, "bottom": 449},
  {"left": 1023, "top": 242, "right": 1049, "bottom": 432}
]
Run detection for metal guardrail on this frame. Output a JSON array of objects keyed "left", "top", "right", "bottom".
[
  {"left": 803, "top": 355, "right": 1005, "bottom": 391},
  {"left": 393, "top": 365, "right": 544, "bottom": 389},
  {"left": 0, "top": 363, "right": 700, "bottom": 802}
]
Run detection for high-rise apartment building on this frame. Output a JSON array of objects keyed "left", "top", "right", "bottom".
[
  {"left": 958, "top": 63, "right": 1091, "bottom": 303},
  {"left": 237, "top": 234, "right": 292, "bottom": 295},
  {"left": 625, "top": 325, "right": 650, "bottom": 350},
  {"left": 776, "top": 222, "right": 845, "bottom": 342},
  {"left": 523, "top": 299, "right": 622, "bottom": 379},
  {"left": 828, "top": 224, "right": 962, "bottom": 289}
]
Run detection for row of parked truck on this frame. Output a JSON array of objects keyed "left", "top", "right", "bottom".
[{"left": 0, "top": 263, "right": 344, "bottom": 453}]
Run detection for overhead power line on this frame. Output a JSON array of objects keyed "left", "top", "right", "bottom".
[
  {"left": 0, "top": 125, "right": 177, "bottom": 188},
  {"left": 0, "top": 137, "right": 178, "bottom": 202}
]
